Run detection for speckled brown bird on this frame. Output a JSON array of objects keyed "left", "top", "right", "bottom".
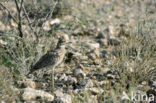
[
  {"left": 29, "top": 34, "right": 69, "bottom": 94},
  {"left": 30, "top": 38, "right": 66, "bottom": 73}
]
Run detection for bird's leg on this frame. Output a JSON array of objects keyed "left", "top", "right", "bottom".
[{"left": 51, "top": 66, "right": 55, "bottom": 95}]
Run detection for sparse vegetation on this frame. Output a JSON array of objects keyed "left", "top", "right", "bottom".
[{"left": 0, "top": 0, "right": 156, "bottom": 102}]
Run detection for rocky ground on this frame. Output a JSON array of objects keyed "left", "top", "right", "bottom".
[{"left": 0, "top": 0, "right": 156, "bottom": 103}]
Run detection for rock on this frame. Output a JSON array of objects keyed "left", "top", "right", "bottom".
[
  {"left": 79, "top": 79, "right": 93, "bottom": 88},
  {"left": 100, "top": 49, "right": 108, "bottom": 58},
  {"left": 55, "top": 94, "right": 72, "bottom": 103},
  {"left": 87, "top": 49, "right": 102, "bottom": 65},
  {"left": 62, "top": 34, "right": 69, "bottom": 42},
  {"left": 73, "top": 69, "right": 86, "bottom": 79},
  {"left": 75, "top": 64, "right": 84, "bottom": 70},
  {"left": 50, "top": 18, "right": 61, "bottom": 25},
  {"left": 91, "top": 73, "right": 103, "bottom": 80},
  {"left": 73, "top": 65, "right": 86, "bottom": 80},
  {"left": 58, "top": 73, "right": 68, "bottom": 83},
  {"left": 107, "top": 74, "right": 115, "bottom": 79},
  {"left": 88, "top": 88, "right": 104, "bottom": 95},
  {"left": 22, "top": 88, "right": 54, "bottom": 102},
  {"left": 89, "top": 43, "right": 100, "bottom": 49},
  {"left": 73, "top": 89, "right": 82, "bottom": 94},
  {"left": 66, "top": 77, "right": 77, "bottom": 85},
  {"left": 141, "top": 81, "right": 148, "bottom": 85},
  {"left": 87, "top": 95, "right": 98, "bottom": 103},
  {"left": 87, "top": 49, "right": 100, "bottom": 60},
  {"left": 72, "top": 29, "right": 84, "bottom": 36},
  {"left": 63, "top": 15, "right": 73, "bottom": 21},
  {"left": 93, "top": 59, "right": 102, "bottom": 65},
  {"left": 82, "top": 42, "right": 100, "bottom": 50},
  {"left": 107, "top": 38, "right": 121, "bottom": 46},
  {"left": 0, "top": 21, "right": 6, "bottom": 30},
  {"left": 109, "top": 25, "right": 117, "bottom": 36},
  {"left": 73, "top": 52, "right": 88, "bottom": 60},
  {"left": 99, "top": 80, "right": 110, "bottom": 85},
  {"left": 55, "top": 89, "right": 64, "bottom": 97},
  {"left": 10, "top": 19, "right": 18, "bottom": 28},
  {"left": 0, "top": 39, "right": 7, "bottom": 45},
  {"left": 56, "top": 73, "right": 77, "bottom": 86},
  {"left": 100, "top": 68, "right": 111, "bottom": 74},
  {"left": 15, "top": 79, "right": 36, "bottom": 89}
]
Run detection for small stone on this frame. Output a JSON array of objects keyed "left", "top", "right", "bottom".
[
  {"left": 75, "top": 64, "right": 84, "bottom": 70},
  {"left": 55, "top": 94, "right": 72, "bottom": 103},
  {"left": 87, "top": 95, "right": 98, "bottom": 103},
  {"left": 50, "top": 18, "right": 61, "bottom": 25},
  {"left": 72, "top": 30, "right": 84, "bottom": 36},
  {"left": 15, "top": 78, "right": 36, "bottom": 89},
  {"left": 22, "top": 88, "right": 54, "bottom": 101},
  {"left": 137, "top": 84, "right": 145, "bottom": 90},
  {"left": 100, "top": 49, "right": 108, "bottom": 58},
  {"left": 73, "top": 68, "right": 86, "bottom": 80},
  {"left": 61, "top": 33, "right": 69, "bottom": 42},
  {"left": 100, "top": 68, "right": 111, "bottom": 74},
  {"left": 107, "top": 74, "right": 115, "bottom": 79},
  {"left": 58, "top": 73, "right": 68, "bottom": 82},
  {"left": 79, "top": 79, "right": 93, "bottom": 88},
  {"left": 93, "top": 59, "right": 102, "bottom": 65},
  {"left": 0, "top": 21, "right": 6, "bottom": 30},
  {"left": 55, "top": 89, "right": 64, "bottom": 97},
  {"left": 141, "top": 81, "right": 147, "bottom": 85},
  {"left": 99, "top": 80, "right": 110, "bottom": 85},
  {"left": 66, "top": 77, "right": 77, "bottom": 85},
  {"left": 89, "top": 43, "right": 100, "bottom": 49},
  {"left": 73, "top": 89, "right": 81, "bottom": 94},
  {"left": 0, "top": 40, "right": 7, "bottom": 45},
  {"left": 88, "top": 87, "right": 104, "bottom": 95},
  {"left": 63, "top": 15, "right": 73, "bottom": 21},
  {"left": 83, "top": 42, "right": 100, "bottom": 50},
  {"left": 10, "top": 19, "right": 18, "bottom": 28},
  {"left": 109, "top": 25, "right": 116, "bottom": 36},
  {"left": 87, "top": 49, "right": 100, "bottom": 60},
  {"left": 108, "top": 38, "right": 121, "bottom": 46}
]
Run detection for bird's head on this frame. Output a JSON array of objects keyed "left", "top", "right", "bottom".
[{"left": 57, "top": 34, "right": 69, "bottom": 48}]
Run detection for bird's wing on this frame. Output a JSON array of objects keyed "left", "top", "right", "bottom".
[{"left": 30, "top": 50, "right": 59, "bottom": 72}]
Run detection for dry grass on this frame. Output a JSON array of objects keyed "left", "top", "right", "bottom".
[{"left": 0, "top": 0, "right": 156, "bottom": 102}]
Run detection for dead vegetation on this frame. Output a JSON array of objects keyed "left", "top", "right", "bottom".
[{"left": 0, "top": 0, "right": 156, "bottom": 102}]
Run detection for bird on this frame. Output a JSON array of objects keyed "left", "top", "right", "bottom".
[{"left": 28, "top": 34, "right": 69, "bottom": 94}]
